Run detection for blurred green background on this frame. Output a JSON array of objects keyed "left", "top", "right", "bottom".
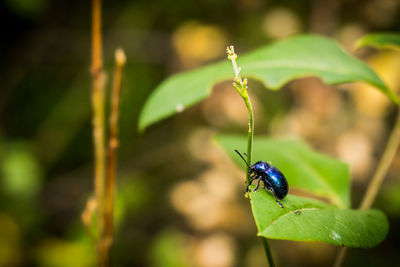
[{"left": 1, "top": 0, "right": 400, "bottom": 266}]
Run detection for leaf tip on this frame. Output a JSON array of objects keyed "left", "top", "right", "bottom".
[{"left": 137, "top": 114, "right": 149, "bottom": 133}]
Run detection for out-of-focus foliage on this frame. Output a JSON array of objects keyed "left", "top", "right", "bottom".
[
  {"left": 351, "top": 33, "right": 400, "bottom": 118},
  {"left": 35, "top": 238, "right": 96, "bottom": 267},
  {"left": 261, "top": 7, "right": 301, "bottom": 39},
  {"left": 0, "top": 214, "right": 21, "bottom": 266},
  {"left": 350, "top": 50, "right": 400, "bottom": 118},
  {"left": 379, "top": 180, "right": 400, "bottom": 216},
  {"left": 114, "top": 174, "right": 152, "bottom": 227},
  {"left": 4, "top": 0, "right": 47, "bottom": 17},
  {"left": 172, "top": 21, "right": 227, "bottom": 68},
  {"left": 150, "top": 229, "right": 189, "bottom": 267},
  {"left": 1, "top": 142, "right": 42, "bottom": 197},
  {"left": 357, "top": 33, "right": 400, "bottom": 49}
]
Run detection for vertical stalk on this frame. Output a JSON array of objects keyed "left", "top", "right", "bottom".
[
  {"left": 334, "top": 106, "right": 400, "bottom": 267},
  {"left": 333, "top": 247, "right": 348, "bottom": 267},
  {"left": 227, "top": 46, "right": 275, "bottom": 267},
  {"left": 359, "top": 107, "right": 400, "bottom": 210},
  {"left": 90, "top": 0, "right": 107, "bottom": 265},
  {"left": 104, "top": 48, "right": 126, "bottom": 252},
  {"left": 226, "top": 46, "right": 253, "bottom": 183},
  {"left": 244, "top": 97, "right": 254, "bottom": 185},
  {"left": 91, "top": 0, "right": 103, "bottom": 75},
  {"left": 262, "top": 238, "right": 275, "bottom": 267}
]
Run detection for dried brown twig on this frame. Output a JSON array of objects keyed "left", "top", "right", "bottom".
[
  {"left": 105, "top": 48, "right": 126, "bottom": 252},
  {"left": 90, "top": 0, "right": 108, "bottom": 265},
  {"left": 88, "top": 1, "right": 126, "bottom": 264}
]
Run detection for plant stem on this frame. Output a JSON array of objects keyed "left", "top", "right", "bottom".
[
  {"left": 226, "top": 46, "right": 254, "bottom": 184},
  {"left": 244, "top": 96, "right": 254, "bottom": 184},
  {"left": 262, "top": 238, "right": 275, "bottom": 267},
  {"left": 104, "top": 48, "right": 126, "bottom": 254},
  {"left": 90, "top": 0, "right": 108, "bottom": 265},
  {"left": 227, "top": 45, "right": 274, "bottom": 267},
  {"left": 333, "top": 247, "right": 348, "bottom": 267},
  {"left": 334, "top": 106, "right": 400, "bottom": 267},
  {"left": 359, "top": 107, "right": 400, "bottom": 210}
]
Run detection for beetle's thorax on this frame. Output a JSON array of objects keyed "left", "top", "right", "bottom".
[{"left": 251, "top": 161, "right": 270, "bottom": 175}]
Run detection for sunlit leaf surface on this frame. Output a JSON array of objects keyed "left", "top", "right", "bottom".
[
  {"left": 139, "top": 34, "right": 398, "bottom": 131},
  {"left": 250, "top": 190, "right": 388, "bottom": 248}
]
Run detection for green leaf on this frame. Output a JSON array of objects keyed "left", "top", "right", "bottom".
[
  {"left": 216, "top": 134, "right": 350, "bottom": 208},
  {"left": 357, "top": 33, "right": 400, "bottom": 50},
  {"left": 250, "top": 190, "right": 388, "bottom": 248},
  {"left": 139, "top": 34, "right": 398, "bottom": 131},
  {"left": 217, "top": 134, "right": 388, "bottom": 247}
]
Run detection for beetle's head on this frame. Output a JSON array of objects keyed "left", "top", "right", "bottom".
[{"left": 252, "top": 161, "right": 270, "bottom": 174}]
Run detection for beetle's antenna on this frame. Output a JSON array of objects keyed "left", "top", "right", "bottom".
[{"left": 234, "top": 149, "right": 250, "bottom": 168}]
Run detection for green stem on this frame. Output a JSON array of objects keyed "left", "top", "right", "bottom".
[
  {"left": 244, "top": 96, "right": 254, "bottom": 185},
  {"left": 262, "top": 238, "right": 275, "bottom": 267},
  {"left": 227, "top": 45, "right": 275, "bottom": 267}
]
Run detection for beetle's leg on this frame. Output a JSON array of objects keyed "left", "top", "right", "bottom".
[
  {"left": 253, "top": 176, "right": 262, "bottom": 192},
  {"left": 245, "top": 175, "right": 258, "bottom": 192},
  {"left": 266, "top": 185, "right": 283, "bottom": 208}
]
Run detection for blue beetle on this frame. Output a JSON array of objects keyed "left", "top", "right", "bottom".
[{"left": 235, "top": 150, "right": 288, "bottom": 208}]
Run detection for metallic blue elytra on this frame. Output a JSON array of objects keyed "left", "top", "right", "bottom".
[
  {"left": 235, "top": 150, "right": 289, "bottom": 208},
  {"left": 265, "top": 166, "right": 288, "bottom": 200}
]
